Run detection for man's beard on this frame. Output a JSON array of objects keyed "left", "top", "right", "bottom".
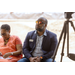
[
  {"left": 36, "top": 25, "right": 45, "bottom": 32},
  {"left": 36, "top": 28, "right": 44, "bottom": 32}
]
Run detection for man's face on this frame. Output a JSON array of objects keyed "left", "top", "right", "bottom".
[
  {"left": 1, "top": 29, "right": 10, "bottom": 40},
  {"left": 35, "top": 18, "right": 47, "bottom": 32}
]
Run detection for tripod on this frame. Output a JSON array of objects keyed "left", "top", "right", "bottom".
[{"left": 52, "top": 19, "right": 75, "bottom": 62}]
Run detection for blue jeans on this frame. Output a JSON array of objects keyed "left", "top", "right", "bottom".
[{"left": 18, "top": 57, "right": 55, "bottom": 62}]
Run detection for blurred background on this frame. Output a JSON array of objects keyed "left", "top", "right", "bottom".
[{"left": 0, "top": 12, "right": 75, "bottom": 62}]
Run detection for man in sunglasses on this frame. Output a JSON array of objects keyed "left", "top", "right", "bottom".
[{"left": 18, "top": 17, "right": 58, "bottom": 62}]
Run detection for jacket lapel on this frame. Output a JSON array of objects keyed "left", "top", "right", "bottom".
[
  {"left": 32, "top": 33, "right": 37, "bottom": 50},
  {"left": 42, "top": 36, "right": 47, "bottom": 49},
  {"left": 42, "top": 30, "right": 48, "bottom": 49}
]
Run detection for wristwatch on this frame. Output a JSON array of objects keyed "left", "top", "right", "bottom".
[
  {"left": 11, "top": 52, "right": 13, "bottom": 55},
  {"left": 40, "top": 56, "right": 43, "bottom": 60}
]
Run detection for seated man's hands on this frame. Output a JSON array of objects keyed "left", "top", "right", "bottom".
[
  {"left": 35, "top": 57, "right": 41, "bottom": 62},
  {"left": 29, "top": 57, "right": 38, "bottom": 62},
  {"left": 29, "top": 57, "right": 41, "bottom": 62}
]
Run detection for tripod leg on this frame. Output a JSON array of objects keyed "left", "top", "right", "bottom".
[
  {"left": 52, "top": 22, "right": 66, "bottom": 62},
  {"left": 67, "top": 21, "right": 69, "bottom": 56},
  {"left": 70, "top": 21, "right": 75, "bottom": 31},
  {"left": 60, "top": 24, "right": 67, "bottom": 62}
]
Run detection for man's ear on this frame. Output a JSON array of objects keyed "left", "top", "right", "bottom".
[
  {"left": 9, "top": 30, "right": 10, "bottom": 33},
  {"left": 45, "top": 24, "right": 47, "bottom": 27}
]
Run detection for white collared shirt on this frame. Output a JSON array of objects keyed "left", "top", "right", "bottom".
[{"left": 32, "top": 30, "right": 47, "bottom": 57}]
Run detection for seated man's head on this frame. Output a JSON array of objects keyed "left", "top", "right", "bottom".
[
  {"left": 1, "top": 24, "right": 10, "bottom": 40},
  {"left": 35, "top": 17, "right": 48, "bottom": 32}
]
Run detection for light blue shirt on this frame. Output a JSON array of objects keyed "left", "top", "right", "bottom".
[{"left": 32, "top": 30, "right": 47, "bottom": 57}]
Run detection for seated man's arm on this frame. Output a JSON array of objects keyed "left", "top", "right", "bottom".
[
  {"left": 41, "top": 34, "right": 58, "bottom": 59},
  {"left": 23, "top": 33, "right": 32, "bottom": 59}
]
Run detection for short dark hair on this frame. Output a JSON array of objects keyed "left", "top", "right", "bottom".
[{"left": 1, "top": 24, "right": 10, "bottom": 31}]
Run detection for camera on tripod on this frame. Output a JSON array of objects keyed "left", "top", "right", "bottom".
[
  {"left": 64, "top": 12, "right": 75, "bottom": 19},
  {"left": 53, "top": 12, "right": 75, "bottom": 62}
]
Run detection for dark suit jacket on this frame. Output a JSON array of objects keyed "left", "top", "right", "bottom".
[{"left": 23, "top": 29, "right": 58, "bottom": 60}]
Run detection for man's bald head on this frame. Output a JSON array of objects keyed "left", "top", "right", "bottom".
[{"left": 35, "top": 17, "right": 48, "bottom": 32}]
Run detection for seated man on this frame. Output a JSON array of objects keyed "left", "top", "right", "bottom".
[
  {"left": 18, "top": 17, "right": 58, "bottom": 62},
  {"left": 0, "top": 24, "right": 22, "bottom": 62}
]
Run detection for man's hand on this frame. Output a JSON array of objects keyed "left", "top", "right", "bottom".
[
  {"left": 3, "top": 53, "right": 11, "bottom": 58},
  {"left": 29, "top": 57, "right": 37, "bottom": 62},
  {"left": 35, "top": 57, "right": 41, "bottom": 62}
]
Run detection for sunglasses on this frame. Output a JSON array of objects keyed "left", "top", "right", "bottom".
[{"left": 36, "top": 21, "right": 45, "bottom": 24}]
